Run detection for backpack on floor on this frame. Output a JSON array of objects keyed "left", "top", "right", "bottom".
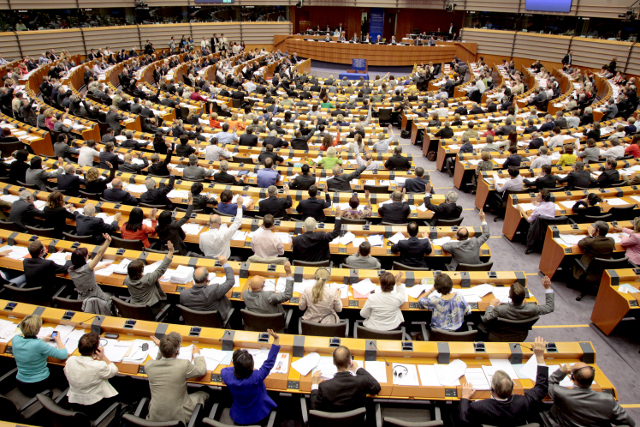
[
  {"left": 401, "top": 130, "right": 411, "bottom": 139},
  {"left": 426, "top": 150, "right": 437, "bottom": 161}
]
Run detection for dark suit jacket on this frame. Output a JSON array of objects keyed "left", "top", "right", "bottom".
[
  {"left": 8, "top": 199, "right": 44, "bottom": 230},
  {"left": 99, "top": 151, "right": 123, "bottom": 170},
  {"left": 327, "top": 165, "right": 365, "bottom": 192},
  {"left": 140, "top": 176, "right": 175, "bottom": 207},
  {"left": 103, "top": 188, "right": 138, "bottom": 206},
  {"left": 310, "top": 369, "right": 382, "bottom": 412},
  {"left": 213, "top": 171, "right": 241, "bottom": 185},
  {"left": 459, "top": 365, "right": 549, "bottom": 427},
  {"left": 179, "top": 264, "right": 234, "bottom": 320},
  {"left": 148, "top": 148, "right": 173, "bottom": 176},
  {"left": 75, "top": 214, "right": 119, "bottom": 244},
  {"left": 239, "top": 134, "right": 258, "bottom": 147},
  {"left": 296, "top": 194, "right": 331, "bottom": 222},
  {"left": 403, "top": 176, "right": 430, "bottom": 193},
  {"left": 292, "top": 219, "right": 342, "bottom": 262},
  {"left": 378, "top": 201, "right": 411, "bottom": 224},
  {"left": 425, "top": 199, "right": 463, "bottom": 226},
  {"left": 558, "top": 170, "right": 594, "bottom": 190},
  {"left": 57, "top": 173, "right": 88, "bottom": 197},
  {"left": 22, "top": 257, "right": 69, "bottom": 288},
  {"left": 290, "top": 174, "right": 316, "bottom": 190},
  {"left": 259, "top": 196, "right": 293, "bottom": 220},
  {"left": 597, "top": 169, "right": 620, "bottom": 187},
  {"left": 385, "top": 154, "right": 412, "bottom": 170},
  {"left": 524, "top": 174, "right": 557, "bottom": 191},
  {"left": 175, "top": 144, "right": 196, "bottom": 158},
  {"left": 391, "top": 236, "right": 432, "bottom": 267}
]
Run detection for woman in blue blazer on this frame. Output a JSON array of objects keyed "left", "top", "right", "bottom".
[{"left": 221, "top": 329, "right": 281, "bottom": 425}]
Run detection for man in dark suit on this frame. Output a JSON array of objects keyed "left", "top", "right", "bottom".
[
  {"left": 469, "top": 102, "right": 485, "bottom": 115},
  {"left": 562, "top": 50, "right": 572, "bottom": 66},
  {"left": 384, "top": 147, "right": 412, "bottom": 170},
  {"left": 57, "top": 164, "right": 88, "bottom": 197},
  {"left": 239, "top": 127, "right": 258, "bottom": 147},
  {"left": 454, "top": 105, "right": 468, "bottom": 116},
  {"left": 523, "top": 119, "right": 538, "bottom": 135},
  {"left": 327, "top": 165, "right": 366, "bottom": 192},
  {"left": 459, "top": 337, "right": 549, "bottom": 427},
  {"left": 310, "top": 345, "right": 381, "bottom": 412},
  {"left": 103, "top": 178, "right": 138, "bottom": 206},
  {"left": 119, "top": 153, "right": 149, "bottom": 174},
  {"left": 147, "top": 145, "right": 173, "bottom": 177},
  {"left": 292, "top": 209, "right": 343, "bottom": 262},
  {"left": 289, "top": 164, "right": 316, "bottom": 190},
  {"left": 573, "top": 221, "right": 615, "bottom": 281},
  {"left": 390, "top": 221, "right": 432, "bottom": 268},
  {"left": 259, "top": 185, "right": 293, "bottom": 220},
  {"left": 8, "top": 190, "right": 45, "bottom": 230},
  {"left": 296, "top": 185, "right": 331, "bottom": 222},
  {"left": 22, "top": 240, "right": 70, "bottom": 289},
  {"left": 524, "top": 164, "right": 557, "bottom": 191},
  {"left": 141, "top": 176, "right": 175, "bottom": 209},
  {"left": 290, "top": 129, "right": 316, "bottom": 150},
  {"left": 75, "top": 204, "right": 121, "bottom": 244},
  {"left": 179, "top": 255, "right": 234, "bottom": 320},
  {"left": 105, "top": 106, "right": 126, "bottom": 132},
  {"left": 425, "top": 191, "right": 463, "bottom": 226},
  {"left": 596, "top": 158, "right": 620, "bottom": 187},
  {"left": 99, "top": 142, "right": 124, "bottom": 170},
  {"left": 130, "top": 98, "right": 143, "bottom": 114},
  {"left": 378, "top": 191, "right": 411, "bottom": 224},
  {"left": 214, "top": 161, "right": 244, "bottom": 185},
  {"left": 120, "top": 131, "right": 146, "bottom": 150},
  {"left": 557, "top": 161, "right": 595, "bottom": 190},
  {"left": 402, "top": 167, "right": 431, "bottom": 194}
]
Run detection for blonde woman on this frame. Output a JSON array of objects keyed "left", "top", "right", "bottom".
[
  {"left": 13, "top": 315, "right": 68, "bottom": 396},
  {"left": 317, "top": 147, "right": 342, "bottom": 170},
  {"left": 299, "top": 268, "right": 342, "bottom": 323},
  {"left": 228, "top": 113, "right": 245, "bottom": 132}
]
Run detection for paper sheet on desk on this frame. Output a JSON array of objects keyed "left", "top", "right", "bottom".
[
  {"left": 0, "top": 319, "right": 18, "bottom": 343},
  {"left": 465, "top": 368, "right": 491, "bottom": 390},
  {"left": 558, "top": 234, "right": 584, "bottom": 246},
  {"left": 431, "top": 236, "right": 451, "bottom": 247},
  {"left": 0, "top": 245, "right": 30, "bottom": 260},
  {"left": 312, "top": 356, "right": 339, "bottom": 380},
  {"left": 435, "top": 359, "right": 467, "bottom": 386},
  {"left": 182, "top": 224, "right": 204, "bottom": 235},
  {"left": 559, "top": 200, "right": 577, "bottom": 210},
  {"left": 516, "top": 203, "right": 536, "bottom": 211},
  {"left": 102, "top": 340, "right": 133, "bottom": 363},
  {"left": 619, "top": 283, "right": 640, "bottom": 293},
  {"left": 123, "top": 339, "right": 157, "bottom": 363},
  {"left": 352, "top": 278, "right": 376, "bottom": 295},
  {"left": 490, "top": 358, "right": 520, "bottom": 380},
  {"left": 177, "top": 345, "right": 194, "bottom": 362},
  {"left": 388, "top": 232, "right": 406, "bottom": 244},
  {"left": 367, "top": 235, "right": 384, "bottom": 247},
  {"left": 418, "top": 365, "right": 442, "bottom": 386},
  {"left": 406, "top": 284, "right": 431, "bottom": 300},
  {"left": 113, "top": 259, "right": 133, "bottom": 275},
  {"left": 262, "top": 279, "right": 285, "bottom": 293},
  {"left": 232, "top": 231, "right": 248, "bottom": 241},
  {"left": 606, "top": 198, "right": 633, "bottom": 206},
  {"left": 62, "top": 329, "right": 86, "bottom": 354},
  {"left": 339, "top": 231, "right": 356, "bottom": 246},
  {"left": 292, "top": 352, "right": 320, "bottom": 376},
  {"left": 351, "top": 237, "right": 365, "bottom": 248},
  {"left": 199, "top": 348, "right": 223, "bottom": 371},
  {"left": 95, "top": 260, "right": 116, "bottom": 276},
  {"left": 491, "top": 287, "right": 511, "bottom": 303},
  {"left": 0, "top": 195, "right": 18, "bottom": 204}
]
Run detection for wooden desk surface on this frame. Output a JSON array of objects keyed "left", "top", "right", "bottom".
[
  {"left": 0, "top": 300, "right": 615, "bottom": 400},
  {"left": 591, "top": 269, "right": 640, "bottom": 335}
]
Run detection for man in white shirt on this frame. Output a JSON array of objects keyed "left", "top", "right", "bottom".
[
  {"left": 63, "top": 333, "right": 118, "bottom": 419},
  {"left": 205, "top": 136, "right": 232, "bottom": 162},
  {"left": 251, "top": 214, "right": 284, "bottom": 258},
  {"left": 601, "top": 137, "right": 625, "bottom": 159},
  {"left": 435, "top": 102, "right": 449, "bottom": 118},
  {"left": 199, "top": 199, "right": 243, "bottom": 258},
  {"left": 546, "top": 127, "right": 565, "bottom": 149},
  {"left": 372, "top": 132, "right": 397, "bottom": 153},
  {"left": 355, "top": 152, "right": 379, "bottom": 171},
  {"left": 530, "top": 146, "right": 553, "bottom": 169},
  {"left": 216, "top": 123, "right": 239, "bottom": 145}
]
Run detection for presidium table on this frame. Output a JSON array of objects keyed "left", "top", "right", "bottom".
[{"left": 274, "top": 35, "right": 478, "bottom": 67}]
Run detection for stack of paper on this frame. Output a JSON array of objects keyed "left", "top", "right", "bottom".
[
  {"left": 0, "top": 245, "right": 29, "bottom": 260},
  {"left": 312, "top": 356, "right": 338, "bottom": 379},
  {"left": 558, "top": 234, "right": 583, "bottom": 247},
  {"left": 292, "top": 352, "right": 321, "bottom": 376},
  {"left": 491, "top": 287, "right": 511, "bottom": 303},
  {"left": 123, "top": 340, "right": 157, "bottom": 363},
  {"left": 0, "top": 195, "right": 18, "bottom": 204},
  {"left": 274, "top": 232, "right": 292, "bottom": 244},
  {"left": 417, "top": 365, "right": 442, "bottom": 386},
  {"left": 46, "top": 253, "right": 68, "bottom": 266},
  {"left": 0, "top": 319, "right": 18, "bottom": 343},
  {"left": 171, "top": 265, "right": 194, "bottom": 284},
  {"left": 95, "top": 213, "right": 116, "bottom": 224},
  {"left": 167, "top": 190, "right": 190, "bottom": 199},
  {"left": 618, "top": 283, "right": 640, "bottom": 293},
  {"left": 352, "top": 278, "right": 377, "bottom": 295},
  {"left": 63, "top": 329, "right": 87, "bottom": 354},
  {"left": 143, "top": 260, "right": 163, "bottom": 275},
  {"left": 262, "top": 279, "right": 285, "bottom": 293},
  {"left": 406, "top": 284, "right": 431, "bottom": 299},
  {"left": 232, "top": 231, "right": 248, "bottom": 241},
  {"left": 177, "top": 345, "right": 194, "bottom": 362},
  {"left": 182, "top": 224, "right": 204, "bottom": 235},
  {"left": 102, "top": 339, "right": 134, "bottom": 363},
  {"left": 389, "top": 232, "right": 406, "bottom": 244},
  {"left": 465, "top": 368, "right": 491, "bottom": 390},
  {"left": 113, "top": 259, "right": 133, "bottom": 275},
  {"left": 125, "top": 184, "right": 147, "bottom": 193},
  {"left": 94, "top": 260, "right": 117, "bottom": 276},
  {"left": 367, "top": 235, "right": 384, "bottom": 247},
  {"left": 432, "top": 236, "right": 452, "bottom": 247},
  {"left": 339, "top": 232, "right": 356, "bottom": 246},
  {"left": 435, "top": 359, "right": 467, "bottom": 386}
]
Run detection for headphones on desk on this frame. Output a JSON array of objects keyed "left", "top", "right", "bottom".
[{"left": 393, "top": 364, "right": 409, "bottom": 378}]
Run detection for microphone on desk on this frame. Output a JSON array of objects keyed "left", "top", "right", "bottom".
[
  {"left": 218, "top": 330, "right": 231, "bottom": 341},
  {"left": 369, "top": 340, "right": 390, "bottom": 366}
]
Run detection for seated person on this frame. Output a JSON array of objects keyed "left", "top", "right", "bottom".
[
  {"left": 360, "top": 272, "right": 405, "bottom": 331},
  {"left": 524, "top": 164, "right": 557, "bottom": 191},
  {"left": 345, "top": 241, "right": 381, "bottom": 269},
  {"left": 390, "top": 222, "right": 432, "bottom": 268},
  {"left": 299, "top": 267, "right": 342, "bottom": 324},
  {"left": 418, "top": 273, "right": 470, "bottom": 331}
]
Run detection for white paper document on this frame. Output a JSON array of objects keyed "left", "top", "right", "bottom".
[
  {"left": 417, "top": 365, "right": 442, "bottom": 386},
  {"left": 291, "top": 352, "right": 321, "bottom": 376},
  {"left": 312, "top": 356, "right": 338, "bottom": 380},
  {"left": 435, "top": 359, "right": 467, "bottom": 386},
  {"left": 465, "top": 368, "right": 491, "bottom": 390},
  {"left": 365, "top": 361, "right": 388, "bottom": 383},
  {"left": 392, "top": 363, "right": 420, "bottom": 386}
]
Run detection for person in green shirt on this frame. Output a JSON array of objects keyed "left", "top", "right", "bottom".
[
  {"left": 316, "top": 147, "right": 342, "bottom": 170},
  {"left": 320, "top": 96, "right": 333, "bottom": 108}
]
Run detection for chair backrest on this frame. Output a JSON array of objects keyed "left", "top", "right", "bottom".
[
  {"left": 340, "top": 218, "right": 367, "bottom": 225},
  {"left": 609, "top": 204, "right": 638, "bottom": 221},
  {"left": 488, "top": 316, "right": 540, "bottom": 342},
  {"left": 381, "top": 222, "right": 409, "bottom": 226},
  {"left": 384, "top": 417, "right": 444, "bottom": 427},
  {"left": 16, "top": 181, "right": 36, "bottom": 189},
  {"left": 0, "top": 220, "right": 20, "bottom": 232},
  {"left": 436, "top": 217, "right": 463, "bottom": 226},
  {"left": 0, "top": 141, "right": 24, "bottom": 158},
  {"left": 122, "top": 414, "right": 184, "bottom": 427},
  {"left": 293, "top": 260, "right": 331, "bottom": 267},
  {"left": 456, "top": 261, "right": 493, "bottom": 271},
  {"left": 231, "top": 156, "right": 254, "bottom": 164},
  {"left": 241, "top": 309, "right": 285, "bottom": 332},
  {"left": 299, "top": 319, "right": 348, "bottom": 338},
  {"left": 24, "top": 225, "right": 58, "bottom": 238},
  {"left": 175, "top": 207, "right": 204, "bottom": 213},
  {"left": 110, "top": 235, "right": 145, "bottom": 251},
  {"left": 538, "top": 215, "right": 570, "bottom": 227},
  {"left": 53, "top": 296, "right": 84, "bottom": 311},
  {"left": 203, "top": 419, "right": 260, "bottom": 427},
  {"left": 355, "top": 323, "right": 404, "bottom": 340},
  {"left": 37, "top": 394, "right": 92, "bottom": 427},
  {"left": 212, "top": 208, "right": 235, "bottom": 218},
  {"left": 3, "top": 284, "right": 49, "bottom": 305},
  {"left": 62, "top": 231, "right": 95, "bottom": 245},
  {"left": 145, "top": 247, "right": 169, "bottom": 254},
  {"left": 309, "top": 408, "right": 366, "bottom": 427},
  {"left": 482, "top": 424, "right": 539, "bottom": 427},
  {"left": 393, "top": 261, "right": 430, "bottom": 271},
  {"left": 585, "top": 257, "right": 632, "bottom": 282},
  {"left": 177, "top": 304, "right": 223, "bottom": 328},
  {"left": 584, "top": 213, "right": 612, "bottom": 222},
  {"left": 78, "top": 190, "right": 100, "bottom": 200},
  {"left": 139, "top": 202, "right": 166, "bottom": 209},
  {"left": 378, "top": 108, "right": 392, "bottom": 120},
  {"left": 364, "top": 184, "right": 389, "bottom": 194},
  {"left": 429, "top": 327, "right": 478, "bottom": 342},
  {"left": 111, "top": 296, "right": 155, "bottom": 321}
]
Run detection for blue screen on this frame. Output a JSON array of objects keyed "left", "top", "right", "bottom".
[{"left": 525, "top": 0, "right": 572, "bottom": 13}]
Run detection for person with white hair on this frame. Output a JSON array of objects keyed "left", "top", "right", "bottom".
[
  {"left": 8, "top": 190, "right": 45, "bottom": 230},
  {"left": 424, "top": 191, "right": 462, "bottom": 226},
  {"left": 291, "top": 207, "right": 343, "bottom": 262},
  {"left": 258, "top": 184, "right": 292, "bottom": 220},
  {"left": 141, "top": 176, "right": 175, "bottom": 209},
  {"left": 183, "top": 154, "right": 214, "bottom": 180}
]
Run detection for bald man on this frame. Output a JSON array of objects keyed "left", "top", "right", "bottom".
[
  {"left": 199, "top": 196, "right": 243, "bottom": 258},
  {"left": 310, "top": 345, "right": 381, "bottom": 412},
  {"left": 442, "top": 210, "right": 490, "bottom": 269},
  {"left": 179, "top": 255, "right": 235, "bottom": 322},
  {"left": 102, "top": 177, "right": 138, "bottom": 206},
  {"left": 119, "top": 152, "right": 149, "bottom": 174},
  {"left": 243, "top": 262, "right": 293, "bottom": 315},
  {"left": 378, "top": 190, "right": 410, "bottom": 224}
]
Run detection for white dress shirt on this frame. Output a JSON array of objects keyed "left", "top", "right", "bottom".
[
  {"left": 205, "top": 145, "right": 232, "bottom": 162},
  {"left": 78, "top": 146, "right": 100, "bottom": 167},
  {"left": 360, "top": 284, "right": 406, "bottom": 331},
  {"left": 199, "top": 206, "right": 242, "bottom": 258},
  {"left": 64, "top": 355, "right": 118, "bottom": 405},
  {"left": 356, "top": 154, "right": 379, "bottom": 171},
  {"left": 251, "top": 227, "right": 284, "bottom": 258}
]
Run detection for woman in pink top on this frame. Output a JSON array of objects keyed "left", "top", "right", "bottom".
[{"left": 613, "top": 217, "right": 640, "bottom": 264}]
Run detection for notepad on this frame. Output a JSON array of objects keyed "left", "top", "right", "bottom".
[
  {"left": 465, "top": 368, "right": 491, "bottom": 390},
  {"left": 292, "top": 352, "right": 321, "bottom": 376},
  {"left": 365, "top": 361, "right": 388, "bottom": 383}
]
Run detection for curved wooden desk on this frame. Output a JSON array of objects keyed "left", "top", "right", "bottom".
[{"left": 282, "top": 39, "right": 459, "bottom": 67}]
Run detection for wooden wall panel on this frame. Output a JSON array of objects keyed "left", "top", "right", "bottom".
[
  {"left": 241, "top": 22, "right": 291, "bottom": 46},
  {"left": 16, "top": 29, "right": 84, "bottom": 57},
  {"left": 138, "top": 24, "right": 192, "bottom": 50},
  {"left": 190, "top": 23, "right": 241, "bottom": 45},
  {"left": 577, "top": 0, "right": 630, "bottom": 19},
  {"left": 512, "top": 33, "right": 570, "bottom": 63},
  {"left": 464, "top": 0, "right": 519, "bottom": 13},
  {"left": 8, "top": 0, "right": 76, "bottom": 8},
  {"left": 570, "top": 38, "right": 631, "bottom": 70},
  {"left": 460, "top": 28, "right": 515, "bottom": 57},
  {"left": 83, "top": 26, "right": 140, "bottom": 54},
  {"left": 626, "top": 46, "right": 640, "bottom": 76},
  {"left": 0, "top": 33, "right": 21, "bottom": 60},
  {"left": 0, "top": 0, "right": 9, "bottom": 10},
  {"left": 78, "top": 0, "right": 133, "bottom": 7}
]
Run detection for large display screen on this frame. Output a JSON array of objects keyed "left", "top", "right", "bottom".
[{"left": 525, "top": 0, "right": 572, "bottom": 13}]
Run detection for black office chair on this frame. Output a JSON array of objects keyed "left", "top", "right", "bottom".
[
  {"left": 62, "top": 232, "right": 95, "bottom": 245},
  {"left": 492, "top": 189, "right": 531, "bottom": 221},
  {"left": 24, "top": 225, "right": 57, "bottom": 238},
  {"left": 454, "top": 261, "right": 494, "bottom": 271},
  {"left": 293, "top": 260, "right": 332, "bottom": 267},
  {"left": 3, "top": 285, "right": 51, "bottom": 306},
  {"left": 434, "top": 217, "right": 463, "bottom": 226},
  {"left": 354, "top": 321, "right": 410, "bottom": 340},
  {"left": 203, "top": 403, "right": 277, "bottom": 427},
  {"left": 525, "top": 216, "right": 570, "bottom": 254},
  {"left": 37, "top": 393, "right": 122, "bottom": 427},
  {"left": 52, "top": 296, "right": 84, "bottom": 312},
  {"left": 177, "top": 304, "right": 234, "bottom": 329},
  {"left": 0, "top": 142, "right": 24, "bottom": 158},
  {"left": 78, "top": 190, "right": 100, "bottom": 201},
  {"left": 573, "top": 256, "right": 633, "bottom": 301},
  {"left": 145, "top": 247, "right": 169, "bottom": 254},
  {"left": 378, "top": 108, "right": 393, "bottom": 126},
  {"left": 0, "top": 368, "right": 56, "bottom": 423},
  {"left": 413, "top": 321, "right": 478, "bottom": 342},
  {"left": 393, "top": 261, "right": 430, "bottom": 271},
  {"left": 487, "top": 316, "right": 540, "bottom": 342},
  {"left": 340, "top": 218, "right": 367, "bottom": 225},
  {"left": 111, "top": 296, "right": 171, "bottom": 323},
  {"left": 364, "top": 184, "right": 389, "bottom": 194},
  {"left": 583, "top": 213, "right": 612, "bottom": 222},
  {"left": 0, "top": 220, "right": 21, "bottom": 232},
  {"left": 231, "top": 155, "right": 253, "bottom": 164},
  {"left": 139, "top": 202, "right": 166, "bottom": 209},
  {"left": 384, "top": 417, "right": 443, "bottom": 427},
  {"left": 176, "top": 207, "right": 203, "bottom": 213},
  {"left": 298, "top": 319, "right": 349, "bottom": 338},
  {"left": 211, "top": 208, "right": 235, "bottom": 218},
  {"left": 608, "top": 204, "right": 638, "bottom": 221},
  {"left": 241, "top": 308, "right": 292, "bottom": 333},
  {"left": 304, "top": 407, "right": 366, "bottom": 427},
  {"left": 110, "top": 236, "right": 145, "bottom": 251},
  {"left": 16, "top": 181, "right": 36, "bottom": 190}
]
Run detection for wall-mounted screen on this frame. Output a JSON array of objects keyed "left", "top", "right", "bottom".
[{"left": 525, "top": 0, "right": 572, "bottom": 13}]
